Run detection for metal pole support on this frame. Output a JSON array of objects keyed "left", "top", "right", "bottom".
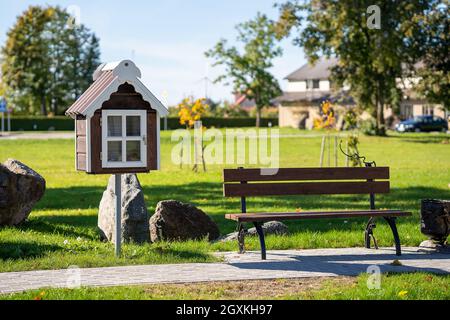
[
  {"left": 114, "top": 174, "right": 122, "bottom": 257},
  {"left": 7, "top": 112, "right": 11, "bottom": 132}
]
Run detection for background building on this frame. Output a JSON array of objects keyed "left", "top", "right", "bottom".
[{"left": 277, "top": 58, "right": 447, "bottom": 129}]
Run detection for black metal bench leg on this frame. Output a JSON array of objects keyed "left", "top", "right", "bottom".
[
  {"left": 253, "top": 222, "right": 266, "bottom": 260},
  {"left": 384, "top": 217, "right": 401, "bottom": 256},
  {"left": 365, "top": 217, "right": 378, "bottom": 250},
  {"left": 237, "top": 222, "right": 245, "bottom": 254}
]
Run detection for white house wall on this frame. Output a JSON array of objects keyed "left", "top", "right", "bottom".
[
  {"left": 319, "top": 80, "right": 330, "bottom": 91},
  {"left": 286, "top": 81, "right": 307, "bottom": 92},
  {"left": 286, "top": 80, "right": 331, "bottom": 92}
]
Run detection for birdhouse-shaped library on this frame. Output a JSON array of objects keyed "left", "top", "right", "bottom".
[{"left": 66, "top": 60, "right": 168, "bottom": 174}]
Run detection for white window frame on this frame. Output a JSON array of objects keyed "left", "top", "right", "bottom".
[{"left": 101, "top": 109, "right": 147, "bottom": 168}]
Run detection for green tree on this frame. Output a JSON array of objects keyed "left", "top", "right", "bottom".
[
  {"left": 1, "top": 5, "right": 100, "bottom": 115},
  {"left": 412, "top": 1, "right": 449, "bottom": 110},
  {"left": 206, "top": 13, "right": 282, "bottom": 127},
  {"left": 276, "top": 0, "right": 434, "bottom": 135}
]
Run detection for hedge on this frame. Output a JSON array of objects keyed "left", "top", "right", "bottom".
[
  {"left": 6, "top": 116, "right": 278, "bottom": 131},
  {"left": 8, "top": 116, "right": 74, "bottom": 131},
  {"left": 162, "top": 117, "right": 278, "bottom": 129}
]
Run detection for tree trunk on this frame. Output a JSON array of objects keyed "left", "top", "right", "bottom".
[
  {"left": 52, "top": 97, "right": 58, "bottom": 115},
  {"left": 376, "top": 102, "right": 386, "bottom": 135},
  {"left": 40, "top": 95, "right": 47, "bottom": 116},
  {"left": 375, "top": 81, "right": 386, "bottom": 136},
  {"left": 255, "top": 107, "right": 261, "bottom": 128}
]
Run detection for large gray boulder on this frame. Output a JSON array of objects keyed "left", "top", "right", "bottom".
[
  {"left": 98, "top": 174, "right": 150, "bottom": 244},
  {"left": 0, "top": 159, "right": 46, "bottom": 226},
  {"left": 219, "top": 221, "right": 288, "bottom": 242},
  {"left": 150, "top": 200, "right": 220, "bottom": 242}
]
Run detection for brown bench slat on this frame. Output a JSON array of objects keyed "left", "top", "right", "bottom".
[
  {"left": 223, "top": 167, "right": 389, "bottom": 182},
  {"left": 225, "top": 210, "right": 412, "bottom": 222},
  {"left": 224, "top": 181, "right": 389, "bottom": 197}
]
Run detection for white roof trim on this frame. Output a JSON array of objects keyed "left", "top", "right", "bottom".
[{"left": 84, "top": 60, "right": 168, "bottom": 117}]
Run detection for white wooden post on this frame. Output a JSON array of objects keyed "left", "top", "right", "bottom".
[
  {"left": 327, "top": 134, "right": 331, "bottom": 167},
  {"left": 193, "top": 121, "right": 202, "bottom": 172},
  {"left": 114, "top": 174, "right": 121, "bottom": 257},
  {"left": 319, "top": 135, "right": 325, "bottom": 167},
  {"left": 1, "top": 113, "right": 4, "bottom": 133},
  {"left": 334, "top": 135, "right": 338, "bottom": 167}
]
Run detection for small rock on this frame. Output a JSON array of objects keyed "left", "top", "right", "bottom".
[
  {"left": 98, "top": 174, "right": 150, "bottom": 244},
  {"left": 0, "top": 159, "right": 46, "bottom": 226},
  {"left": 219, "top": 221, "right": 288, "bottom": 242},
  {"left": 418, "top": 240, "right": 450, "bottom": 253},
  {"left": 150, "top": 200, "right": 220, "bottom": 242},
  {"left": 391, "top": 259, "right": 403, "bottom": 266}
]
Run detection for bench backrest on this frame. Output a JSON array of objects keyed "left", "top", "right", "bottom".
[{"left": 223, "top": 167, "right": 390, "bottom": 198}]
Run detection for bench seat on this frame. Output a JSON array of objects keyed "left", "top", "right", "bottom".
[
  {"left": 225, "top": 209, "right": 411, "bottom": 222},
  {"left": 223, "top": 166, "right": 412, "bottom": 259}
]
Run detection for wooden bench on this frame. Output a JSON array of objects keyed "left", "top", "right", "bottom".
[{"left": 223, "top": 166, "right": 411, "bottom": 260}]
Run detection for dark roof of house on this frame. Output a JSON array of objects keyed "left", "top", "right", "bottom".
[
  {"left": 286, "top": 57, "right": 425, "bottom": 81},
  {"left": 276, "top": 90, "right": 355, "bottom": 106},
  {"left": 234, "top": 94, "right": 256, "bottom": 109},
  {"left": 285, "top": 57, "right": 338, "bottom": 81}
]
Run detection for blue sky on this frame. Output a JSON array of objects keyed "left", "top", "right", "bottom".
[{"left": 0, "top": 0, "right": 306, "bottom": 105}]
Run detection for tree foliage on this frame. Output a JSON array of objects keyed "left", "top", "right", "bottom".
[
  {"left": 177, "top": 97, "right": 209, "bottom": 128},
  {"left": 1, "top": 5, "right": 100, "bottom": 115},
  {"left": 206, "top": 13, "right": 282, "bottom": 127},
  {"left": 276, "top": 0, "right": 441, "bottom": 135},
  {"left": 412, "top": 1, "right": 449, "bottom": 110}
]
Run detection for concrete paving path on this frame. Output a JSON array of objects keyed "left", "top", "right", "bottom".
[
  {"left": 0, "top": 132, "right": 73, "bottom": 140},
  {"left": 0, "top": 247, "right": 449, "bottom": 294}
]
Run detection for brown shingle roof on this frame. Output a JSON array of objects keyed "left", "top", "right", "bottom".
[
  {"left": 66, "top": 71, "right": 117, "bottom": 117},
  {"left": 65, "top": 60, "right": 168, "bottom": 119}
]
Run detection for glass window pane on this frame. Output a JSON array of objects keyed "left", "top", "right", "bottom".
[
  {"left": 126, "top": 116, "right": 141, "bottom": 136},
  {"left": 107, "top": 116, "right": 122, "bottom": 137},
  {"left": 313, "top": 80, "right": 320, "bottom": 89},
  {"left": 126, "top": 141, "right": 141, "bottom": 161},
  {"left": 107, "top": 141, "right": 122, "bottom": 162}
]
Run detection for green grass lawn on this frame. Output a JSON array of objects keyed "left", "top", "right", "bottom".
[
  {"left": 0, "top": 129, "right": 449, "bottom": 272},
  {"left": 3, "top": 273, "right": 449, "bottom": 300}
]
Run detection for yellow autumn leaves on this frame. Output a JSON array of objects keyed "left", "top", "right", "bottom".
[
  {"left": 177, "top": 97, "right": 209, "bottom": 128},
  {"left": 313, "top": 100, "right": 336, "bottom": 130}
]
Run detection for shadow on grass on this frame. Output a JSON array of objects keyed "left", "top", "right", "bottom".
[
  {"left": 16, "top": 217, "right": 98, "bottom": 240},
  {"left": 38, "top": 183, "right": 448, "bottom": 211},
  {"left": 387, "top": 132, "right": 449, "bottom": 144},
  {"left": 0, "top": 241, "right": 62, "bottom": 261},
  {"left": 27, "top": 183, "right": 446, "bottom": 237}
]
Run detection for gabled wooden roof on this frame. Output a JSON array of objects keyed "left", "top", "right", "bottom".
[{"left": 66, "top": 60, "right": 168, "bottom": 118}]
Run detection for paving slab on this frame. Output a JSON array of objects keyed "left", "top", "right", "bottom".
[{"left": 0, "top": 247, "right": 449, "bottom": 294}]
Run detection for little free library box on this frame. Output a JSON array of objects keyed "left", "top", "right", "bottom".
[{"left": 66, "top": 60, "right": 168, "bottom": 174}]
